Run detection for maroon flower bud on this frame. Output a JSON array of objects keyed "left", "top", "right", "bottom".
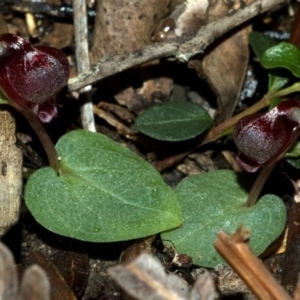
[
  {"left": 0, "top": 33, "right": 69, "bottom": 123},
  {"left": 234, "top": 99, "right": 300, "bottom": 172}
]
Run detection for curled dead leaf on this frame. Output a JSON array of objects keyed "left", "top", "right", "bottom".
[{"left": 108, "top": 253, "right": 216, "bottom": 300}]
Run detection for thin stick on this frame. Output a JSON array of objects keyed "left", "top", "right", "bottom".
[
  {"left": 73, "top": 0, "right": 96, "bottom": 132},
  {"left": 214, "top": 228, "right": 292, "bottom": 300},
  {"left": 68, "top": 0, "right": 288, "bottom": 92}
]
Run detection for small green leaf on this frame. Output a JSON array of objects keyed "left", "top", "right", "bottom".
[
  {"left": 25, "top": 130, "right": 182, "bottom": 242},
  {"left": 286, "top": 157, "right": 300, "bottom": 169},
  {"left": 249, "top": 32, "right": 288, "bottom": 93},
  {"left": 261, "top": 42, "right": 300, "bottom": 78},
  {"left": 0, "top": 90, "right": 9, "bottom": 104},
  {"left": 268, "top": 96, "right": 282, "bottom": 109},
  {"left": 134, "top": 102, "right": 213, "bottom": 141},
  {"left": 286, "top": 142, "right": 300, "bottom": 168},
  {"left": 249, "top": 31, "right": 278, "bottom": 60},
  {"left": 285, "top": 142, "right": 300, "bottom": 158},
  {"left": 268, "top": 70, "right": 290, "bottom": 93},
  {"left": 162, "top": 170, "right": 286, "bottom": 267}
]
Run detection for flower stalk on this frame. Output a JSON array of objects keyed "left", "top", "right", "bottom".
[{"left": 22, "top": 110, "right": 60, "bottom": 172}]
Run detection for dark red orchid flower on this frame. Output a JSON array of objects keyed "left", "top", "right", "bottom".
[
  {"left": 0, "top": 33, "right": 69, "bottom": 123},
  {"left": 234, "top": 99, "right": 300, "bottom": 172}
]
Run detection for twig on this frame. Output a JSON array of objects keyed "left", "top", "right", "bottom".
[
  {"left": 214, "top": 227, "right": 292, "bottom": 300},
  {"left": 93, "top": 106, "right": 136, "bottom": 138},
  {"left": 73, "top": 0, "right": 96, "bottom": 132},
  {"left": 68, "top": 0, "right": 288, "bottom": 92}
]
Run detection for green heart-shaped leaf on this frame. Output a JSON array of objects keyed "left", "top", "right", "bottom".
[
  {"left": 25, "top": 130, "right": 182, "bottom": 242},
  {"left": 134, "top": 102, "right": 213, "bottom": 141},
  {"left": 261, "top": 42, "right": 300, "bottom": 78},
  {"left": 162, "top": 170, "right": 286, "bottom": 267}
]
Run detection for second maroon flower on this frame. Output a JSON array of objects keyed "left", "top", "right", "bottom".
[{"left": 234, "top": 99, "right": 300, "bottom": 172}]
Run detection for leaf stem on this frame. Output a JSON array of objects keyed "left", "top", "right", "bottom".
[
  {"left": 203, "top": 95, "right": 270, "bottom": 144},
  {"left": 21, "top": 110, "right": 60, "bottom": 173}
]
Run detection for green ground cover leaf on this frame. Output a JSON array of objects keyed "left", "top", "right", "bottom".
[
  {"left": 162, "top": 170, "right": 286, "bottom": 267},
  {"left": 25, "top": 130, "right": 182, "bottom": 242},
  {"left": 134, "top": 102, "right": 213, "bottom": 141},
  {"left": 267, "top": 71, "right": 290, "bottom": 93},
  {"left": 249, "top": 32, "right": 289, "bottom": 92},
  {"left": 286, "top": 142, "right": 300, "bottom": 169},
  {"left": 249, "top": 31, "right": 278, "bottom": 60},
  {"left": 261, "top": 42, "right": 300, "bottom": 78}
]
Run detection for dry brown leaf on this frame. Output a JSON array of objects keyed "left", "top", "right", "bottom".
[
  {"left": 29, "top": 251, "right": 77, "bottom": 300},
  {"left": 39, "top": 22, "right": 74, "bottom": 49},
  {"left": 108, "top": 253, "right": 189, "bottom": 300},
  {"left": 91, "top": 0, "right": 172, "bottom": 113},
  {"left": 206, "top": 0, "right": 257, "bottom": 23},
  {"left": 171, "top": 0, "right": 209, "bottom": 37},
  {"left": 51, "top": 249, "right": 90, "bottom": 298},
  {"left": 136, "top": 60, "right": 174, "bottom": 110},
  {"left": 19, "top": 266, "right": 50, "bottom": 300},
  {"left": 0, "top": 242, "right": 51, "bottom": 300},
  {"left": 91, "top": 0, "right": 170, "bottom": 59},
  {"left": 109, "top": 253, "right": 216, "bottom": 300},
  {"left": 120, "top": 236, "right": 156, "bottom": 263},
  {"left": 201, "top": 24, "right": 251, "bottom": 122},
  {"left": 190, "top": 273, "right": 215, "bottom": 300},
  {"left": 69, "top": 0, "right": 288, "bottom": 92},
  {"left": 152, "top": 0, "right": 209, "bottom": 42},
  {"left": 154, "top": 0, "right": 255, "bottom": 42},
  {"left": 0, "top": 243, "right": 18, "bottom": 300}
]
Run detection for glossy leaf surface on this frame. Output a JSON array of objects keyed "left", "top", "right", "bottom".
[
  {"left": 162, "top": 170, "right": 286, "bottom": 267},
  {"left": 25, "top": 130, "right": 182, "bottom": 242},
  {"left": 249, "top": 31, "right": 278, "bottom": 60},
  {"left": 134, "top": 102, "right": 213, "bottom": 141},
  {"left": 249, "top": 32, "right": 289, "bottom": 92},
  {"left": 261, "top": 42, "right": 300, "bottom": 78}
]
